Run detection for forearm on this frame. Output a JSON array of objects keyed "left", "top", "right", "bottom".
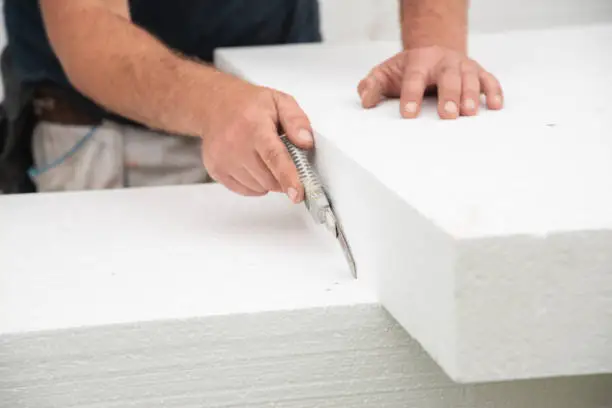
[
  {"left": 400, "top": 0, "right": 468, "bottom": 53},
  {"left": 42, "top": 4, "right": 229, "bottom": 138}
]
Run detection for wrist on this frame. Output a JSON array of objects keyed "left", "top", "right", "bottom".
[
  {"left": 161, "top": 58, "right": 240, "bottom": 139},
  {"left": 192, "top": 69, "right": 254, "bottom": 139},
  {"left": 400, "top": 0, "right": 468, "bottom": 53},
  {"left": 402, "top": 28, "right": 467, "bottom": 54}
]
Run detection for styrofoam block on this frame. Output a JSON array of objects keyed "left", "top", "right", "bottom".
[
  {"left": 2, "top": 186, "right": 610, "bottom": 406},
  {"left": 214, "top": 23, "right": 612, "bottom": 382},
  {"left": 0, "top": 185, "right": 370, "bottom": 334},
  {"left": 2, "top": 303, "right": 612, "bottom": 407}
]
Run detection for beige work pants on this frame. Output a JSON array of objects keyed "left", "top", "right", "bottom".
[{"left": 31, "top": 120, "right": 211, "bottom": 192}]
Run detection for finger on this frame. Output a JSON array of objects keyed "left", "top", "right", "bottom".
[
  {"left": 274, "top": 92, "right": 314, "bottom": 150},
  {"left": 479, "top": 70, "right": 504, "bottom": 110},
  {"left": 256, "top": 127, "right": 304, "bottom": 203},
  {"left": 358, "top": 74, "right": 384, "bottom": 108},
  {"left": 219, "top": 174, "right": 267, "bottom": 197},
  {"left": 460, "top": 68, "right": 481, "bottom": 116},
  {"left": 231, "top": 167, "right": 268, "bottom": 194},
  {"left": 400, "top": 70, "right": 427, "bottom": 119},
  {"left": 436, "top": 66, "right": 462, "bottom": 120},
  {"left": 358, "top": 66, "right": 399, "bottom": 109},
  {"left": 245, "top": 156, "right": 282, "bottom": 193}
]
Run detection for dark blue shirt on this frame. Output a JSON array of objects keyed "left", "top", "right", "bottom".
[{"left": 3, "top": 0, "right": 321, "bottom": 119}]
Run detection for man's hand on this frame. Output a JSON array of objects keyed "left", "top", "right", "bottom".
[
  {"left": 41, "top": 0, "right": 312, "bottom": 202},
  {"left": 201, "top": 75, "right": 313, "bottom": 201},
  {"left": 358, "top": 0, "right": 503, "bottom": 119},
  {"left": 357, "top": 46, "right": 503, "bottom": 119}
]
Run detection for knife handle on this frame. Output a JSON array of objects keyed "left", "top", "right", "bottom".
[{"left": 280, "top": 135, "right": 332, "bottom": 227}]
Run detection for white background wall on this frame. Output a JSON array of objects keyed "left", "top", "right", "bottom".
[
  {"left": 1, "top": 0, "right": 611, "bottom": 46},
  {"left": 0, "top": 0, "right": 609, "bottom": 101},
  {"left": 319, "top": 0, "right": 612, "bottom": 42},
  {"left": 1, "top": 0, "right": 612, "bottom": 46},
  {"left": 0, "top": 0, "right": 609, "bottom": 98}
]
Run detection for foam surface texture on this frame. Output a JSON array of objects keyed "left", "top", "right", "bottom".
[
  {"left": 2, "top": 185, "right": 611, "bottom": 406},
  {"left": 216, "top": 24, "right": 612, "bottom": 382},
  {"left": 0, "top": 186, "right": 370, "bottom": 335}
]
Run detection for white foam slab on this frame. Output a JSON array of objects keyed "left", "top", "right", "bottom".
[
  {"left": 0, "top": 185, "right": 371, "bottom": 335},
  {"left": 215, "top": 24, "right": 612, "bottom": 382},
  {"left": 2, "top": 305, "right": 612, "bottom": 408},
  {"left": 1, "top": 186, "right": 611, "bottom": 406}
]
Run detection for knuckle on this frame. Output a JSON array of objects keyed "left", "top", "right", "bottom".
[
  {"left": 244, "top": 89, "right": 274, "bottom": 116},
  {"left": 285, "top": 116, "right": 309, "bottom": 130},
  {"left": 460, "top": 59, "right": 479, "bottom": 75},
  {"left": 262, "top": 144, "right": 284, "bottom": 168},
  {"left": 262, "top": 177, "right": 278, "bottom": 191},
  {"left": 480, "top": 70, "right": 497, "bottom": 84},
  {"left": 491, "top": 78, "right": 503, "bottom": 91},
  {"left": 241, "top": 103, "right": 264, "bottom": 123},
  {"left": 210, "top": 139, "right": 234, "bottom": 161},
  {"left": 442, "top": 83, "right": 461, "bottom": 96},
  {"left": 221, "top": 110, "right": 255, "bottom": 136},
  {"left": 462, "top": 76, "right": 480, "bottom": 93},
  {"left": 484, "top": 77, "right": 502, "bottom": 93},
  {"left": 254, "top": 86, "right": 274, "bottom": 100},
  {"left": 206, "top": 161, "right": 224, "bottom": 181},
  {"left": 404, "top": 72, "right": 426, "bottom": 88},
  {"left": 405, "top": 69, "right": 426, "bottom": 80},
  {"left": 280, "top": 92, "right": 297, "bottom": 105},
  {"left": 207, "top": 167, "right": 223, "bottom": 182},
  {"left": 462, "top": 90, "right": 479, "bottom": 99},
  {"left": 405, "top": 79, "right": 423, "bottom": 92},
  {"left": 281, "top": 107, "right": 307, "bottom": 124},
  {"left": 220, "top": 126, "right": 254, "bottom": 152},
  {"left": 438, "top": 64, "right": 457, "bottom": 77},
  {"left": 369, "top": 67, "right": 386, "bottom": 84}
]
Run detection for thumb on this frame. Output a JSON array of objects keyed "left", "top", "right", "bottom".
[{"left": 274, "top": 91, "right": 314, "bottom": 150}]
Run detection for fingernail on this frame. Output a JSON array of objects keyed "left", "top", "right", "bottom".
[
  {"left": 404, "top": 102, "right": 418, "bottom": 114},
  {"left": 297, "top": 129, "right": 313, "bottom": 145},
  {"left": 492, "top": 95, "right": 503, "bottom": 107},
  {"left": 287, "top": 187, "right": 298, "bottom": 203},
  {"left": 444, "top": 101, "right": 458, "bottom": 115},
  {"left": 463, "top": 98, "right": 476, "bottom": 111}
]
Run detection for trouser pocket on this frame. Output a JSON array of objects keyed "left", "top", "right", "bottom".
[
  {"left": 123, "top": 125, "right": 209, "bottom": 187},
  {"left": 31, "top": 121, "right": 124, "bottom": 192}
]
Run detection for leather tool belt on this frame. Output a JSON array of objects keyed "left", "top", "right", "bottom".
[{"left": 32, "top": 85, "right": 102, "bottom": 126}]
